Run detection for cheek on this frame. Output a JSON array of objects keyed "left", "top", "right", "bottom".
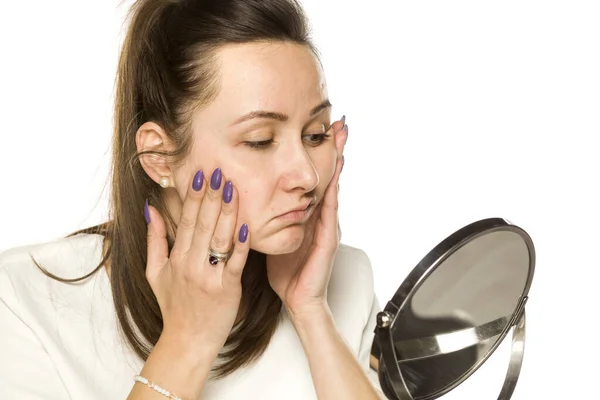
[
  {"left": 235, "top": 185, "right": 251, "bottom": 216},
  {"left": 233, "top": 176, "right": 269, "bottom": 221},
  {"left": 173, "top": 163, "right": 198, "bottom": 200}
]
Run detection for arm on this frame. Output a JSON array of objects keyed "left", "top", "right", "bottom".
[
  {"left": 290, "top": 304, "right": 382, "bottom": 400},
  {"left": 357, "top": 294, "right": 387, "bottom": 399},
  {"left": 265, "top": 118, "right": 382, "bottom": 398},
  {"left": 126, "top": 333, "right": 220, "bottom": 400},
  {"left": 128, "top": 169, "right": 252, "bottom": 399}
]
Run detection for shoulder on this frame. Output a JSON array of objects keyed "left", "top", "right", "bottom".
[
  {"left": 0, "top": 233, "right": 104, "bottom": 277},
  {"left": 328, "top": 243, "right": 376, "bottom": 323},
  {"left": 331, "top": 243, "right": 375, "bottom": 289},
  {"left": 0, "top": 233, "right": 106, "bottom": 308}
]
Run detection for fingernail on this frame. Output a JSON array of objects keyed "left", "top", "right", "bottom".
[
  {"left": 239, "top": 223, "right": 248, "bottom": 243},
  {"left": 210, "top": 167, "right": 222, "bottom": 190},
  {"left": 144, "top": 199, "right": 151, "bottom": 224},
  {"left": 341, "top": 155, "right": 345, "bottom": 173},
  {"left": 192, "top": 170, "right": 204, "bottom": 191},
  {"left": 340, "top": 115, "right": 346, "bottom": 126},
  {"left": 223, "top": 181, "right": 233, "bottom": 203},
  {"left": 342, "top": 124, "right": 348, "bottom": 135}
]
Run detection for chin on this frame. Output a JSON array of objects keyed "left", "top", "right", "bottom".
[{"left": 251, "top": 225, "right": 307, "bottom": 255}]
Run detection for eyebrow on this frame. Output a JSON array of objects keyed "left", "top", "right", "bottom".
[{"left": 232, "top": 99, "right": 332, "bottom": 126}]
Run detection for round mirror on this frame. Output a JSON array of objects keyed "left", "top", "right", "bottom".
[{"left": 371, "top": 218, "right": 535, "bottom": 399}]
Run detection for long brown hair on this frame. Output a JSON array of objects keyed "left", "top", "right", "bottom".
[{"left": 33, "top": 0, "right": 319, "bottom": 378}]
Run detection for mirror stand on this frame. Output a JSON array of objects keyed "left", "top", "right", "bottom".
[{"left": 497, "top": 300, "right": 526, "bottom": 400}]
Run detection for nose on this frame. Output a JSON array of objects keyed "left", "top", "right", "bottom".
[{"left": 277, "top": 140, "right": 319, "bottom": 193}]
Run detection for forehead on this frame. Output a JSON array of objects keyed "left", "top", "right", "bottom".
[{"left": 210, "top": 41, "right": 327, "bottom": 115}]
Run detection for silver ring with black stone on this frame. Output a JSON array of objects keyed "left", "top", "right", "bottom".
[{"left": 208, "top": 246, "right": 233, "bottom": 265}]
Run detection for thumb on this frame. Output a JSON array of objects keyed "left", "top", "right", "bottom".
[{"left": 144, "top": 199, "right": 169, "bottom": 284}]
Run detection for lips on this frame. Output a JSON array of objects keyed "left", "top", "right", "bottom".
[{"left": 280, "top": 199, "right": 314, "bottom": 216}]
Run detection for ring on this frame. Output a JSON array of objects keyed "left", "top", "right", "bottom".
[{"left": 208, "top": 246, "right": 233, "bottom": 265}]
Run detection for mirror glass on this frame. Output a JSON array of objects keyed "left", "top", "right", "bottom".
[{"left": 380, "top": 228, "right": 532, "bottom": 399}]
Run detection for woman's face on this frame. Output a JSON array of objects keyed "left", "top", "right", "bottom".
[{"left": 175, "top": 42, "right": 336, "bottom": 255}]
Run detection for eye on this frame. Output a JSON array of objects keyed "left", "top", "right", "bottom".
[
  {"left": 243, "top": 124, "right": 332, "bottom": 150},
  {"left": 244, "top": 139, "right": 274, "bottom": 149},
  {"left": 303, "top": 133, "right": 331, "bottom": 146},
  {"left": 303, "top": 123, "right": 333, "bottom": 146}
]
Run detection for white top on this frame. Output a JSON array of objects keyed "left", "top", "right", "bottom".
[{"left": 0, "top": 233, "right": 384, "bottom": 399}]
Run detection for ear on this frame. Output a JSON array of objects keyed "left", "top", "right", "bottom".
[{"left": 136, "top": 121, "right": 175, "bottom": 187}]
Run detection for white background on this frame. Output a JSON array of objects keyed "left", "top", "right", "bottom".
[{"left": 1, "top": 1, "right": 598, "bottom": 398}]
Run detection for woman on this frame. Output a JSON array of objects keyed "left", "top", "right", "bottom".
[{"left": 0, "top": 0, "right": 383, "bottom": 399}]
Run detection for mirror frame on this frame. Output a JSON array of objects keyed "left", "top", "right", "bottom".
[{"left": 371, "top": 217, "right": 535, "bottom": 400}]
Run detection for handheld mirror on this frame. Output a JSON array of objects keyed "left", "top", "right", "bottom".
[{"left": 370, "top": 218, "right": 535, "bottom": 399}]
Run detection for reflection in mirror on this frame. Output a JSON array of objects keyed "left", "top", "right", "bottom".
[{"left": 389, "top": 230, "right": 531, "bottom": 399}]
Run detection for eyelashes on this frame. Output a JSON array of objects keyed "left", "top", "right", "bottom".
[{"left": 244, "top": 130, "right": 332, "bottom": 150}]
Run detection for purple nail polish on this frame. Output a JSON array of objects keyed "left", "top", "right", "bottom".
[
  {"left": 192, "top": 170, "right": 204, "bottom": 191},
  {"left": 343, "top": 124, "right": 348, "bottom": 134},
  {"left": 210, "top": 168, "right": 222, "bottom": 190},
  {"left": 144, "top": 199, "right": 151, "bottom": 224},
  {"left": 223, "top": 181, "right": 233, "bottom": 203},
  {"left": 340, "top": 115, "right": 346, "bottom": 126},
  {"left": 239, "top": 223, "right": 248, "bottom": 243}
]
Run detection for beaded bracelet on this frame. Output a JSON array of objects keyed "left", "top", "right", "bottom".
[{"left": 133, "top": 375, "right": 182, "bottom": 400}]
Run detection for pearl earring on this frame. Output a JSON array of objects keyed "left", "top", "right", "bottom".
[{"left": 159, "top": 177, "right": 170, "bottom": 188}]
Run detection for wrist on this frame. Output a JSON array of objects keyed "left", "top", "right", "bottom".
[
  {"left": 287, "top": 302, "right": 333, "bottom": 331},
  {"left": 157, "top": 329, "right": 221, "bottom": 367},
  {"left": 134, "top": 333, "right": 218, "bottom": 400}
]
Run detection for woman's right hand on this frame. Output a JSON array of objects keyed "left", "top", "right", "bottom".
[{"left": 143, "top": 167, "right": 250, "bottom": 355}]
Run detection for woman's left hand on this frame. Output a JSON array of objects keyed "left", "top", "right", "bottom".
[{"left": 266, "top": 118, "right": 348, "bottom": 320}]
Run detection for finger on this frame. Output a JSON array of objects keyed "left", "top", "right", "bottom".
[
  {"left": 209, "top": 178, "right": 238, "bottom": 255},
  {"left": 326, "top": 156, "right": 344, "bottom": 201},
  {"left": 330, "top": 114, "right": 347, "bottom": 154},
  {"left": 317, "top": 120, "right": 346, "bottom": 240},
  {"left": 145, "top": 200, "right": 169, "bottom": 284},
  {"left": 319, "top": 156, "right": 344, "bottom": 241},
  {"left": 190, "top": 167, "right": 225, "bottom": 255},
  {"left": 172, "top": 169, "right": 207, "bottom": 255},
  {"left": 222, "top": 223, "right": 250, "bottom": 287},
  {"left": 330, "top": 115, "right": 345, "bottom": 134},
  {"left": 336, "top": 124, "right": 348, "bottom": 157}
]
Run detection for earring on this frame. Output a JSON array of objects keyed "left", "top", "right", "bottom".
[{"left": 159, "top": 176, "right": 170, "bottom": 188}]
